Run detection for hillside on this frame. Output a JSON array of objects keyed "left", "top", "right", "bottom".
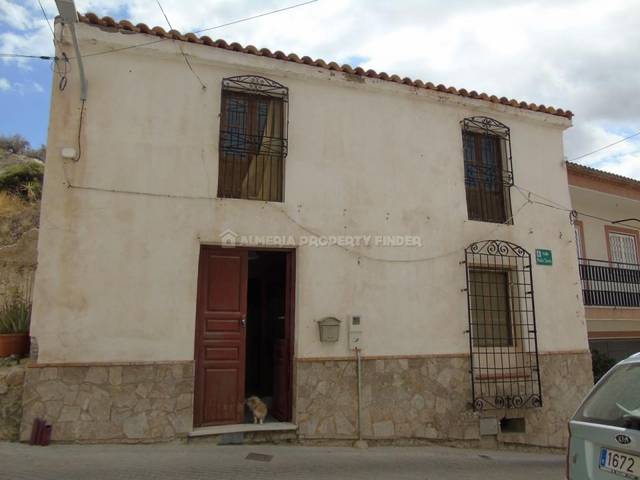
[{"left": 0, "top": 138, "right": 44, "bottom": 247}]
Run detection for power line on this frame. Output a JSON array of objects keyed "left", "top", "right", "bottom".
[
  {"left": 36, "top": 0, "right": 55, "bottom": 37},
  {"left": 192, "top": 0, "right": 318, "bottom": 35},
  {"left": 514, "top": 184, "right": 640, "bottom": 230},
  {"left": 0, "top": 53, "right": 56, "bottom": 60},
  {"left": 73, "top": 0, "right": 319, "bottom": 60},
  {"left": 155, "top": 0, "right": 207, "bottom": 89},
  {"left": 569, "top": 130, "right": 640, "bottom": 161}
]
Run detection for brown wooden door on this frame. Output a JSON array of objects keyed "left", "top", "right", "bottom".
[
  {"left": 194, "top": 247, "right": 247, "bottom": 427},
  {"left": 271, "top": 251, "right": 295, "bottom": 421}
]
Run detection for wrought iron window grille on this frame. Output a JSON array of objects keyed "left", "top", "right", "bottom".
[
  {"left": 463, "top": 240, "right": 542, "bottom": 411},
  {"left": 218, "top": 75, "right": 289, "bottom": 202},
  {"left": 461, "top": 117, "right": 514, "bottom": 224}
]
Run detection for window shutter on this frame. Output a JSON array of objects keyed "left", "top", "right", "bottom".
[{"left": 609, "top": 233, "right": 638, "bottom": 265}]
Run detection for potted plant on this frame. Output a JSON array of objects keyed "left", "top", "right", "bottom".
[{"left": 0, "top": 293, "right": 31, "bottom": 358}]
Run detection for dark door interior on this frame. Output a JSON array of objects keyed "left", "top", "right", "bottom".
[{"left": 244, "top": 250, "right": 293, "bottom": 422}]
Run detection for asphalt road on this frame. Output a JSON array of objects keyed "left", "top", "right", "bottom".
[{"left": 0, "top": 442, "right": 564, "bottom": 480}]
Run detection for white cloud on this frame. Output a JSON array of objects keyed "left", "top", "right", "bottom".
[
  {"left": 0, "top": 21, "right": 55, "bottom": 69},
  {"left": 8, "top": 80, "right": 45, "bottom": 95},
  {"left": 0, "top": 0, "right": 32, "bottom": 30},
  {"left": 1, "top": 0, "right": 639, "bottom": 177},
  {"left": 565, "top": 120, "right": 640, "bottom": 173},
  {"left": 0, "top": 77, "right": 10, "bottom": 91},
  {"left": 598, "top": 154, "right": 640, "bottom": 180}
]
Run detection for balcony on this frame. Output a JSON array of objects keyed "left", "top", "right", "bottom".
[{"left": 579, "top": 258, "right": 640, "bottom": 307}]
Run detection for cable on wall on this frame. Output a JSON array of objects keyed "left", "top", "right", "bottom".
[
  {"left": 63, "top": 173, "right": 534, "bottom": 264},
  {"left": 76, "top": 99, "right": 86, "bottom": 163},
  {"left": 61, "top": 172, "right": 640, "bottom": 264},
  {"left": 513, "top": 184, "right": 640, "bottom": 230},
  {"left": 155, "top": 0, "right": 207, "bottom": 90}
]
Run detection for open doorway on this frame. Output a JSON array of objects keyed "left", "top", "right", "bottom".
[
  {"left": 193, "top": 246, "right": 294, "bottom": 429},
  {"left": 244, "top": 250, "right": 288, "bottom": 423}
]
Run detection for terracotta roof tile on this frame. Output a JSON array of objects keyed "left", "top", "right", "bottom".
[
  {"left": 77, "top": 13, "right": 573, "bottom": 120},
  {"left": 566, "top": 161, "right": 640, "bottom": 189}
]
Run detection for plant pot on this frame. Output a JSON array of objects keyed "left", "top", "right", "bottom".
[{"left": 0, "top": 333, "right": 30, "bottom": 358}]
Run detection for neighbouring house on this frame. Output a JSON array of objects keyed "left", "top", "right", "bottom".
[
  {"left": 20, "top": 10, "right": 594, "bottom": 447},
  {"left": 568, "top": 162, "right": 640, "bottom": 361}
]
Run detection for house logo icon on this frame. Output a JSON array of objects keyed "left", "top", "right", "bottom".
[{"left": 219, "top": 229, "right": 238, "bottom": 248}]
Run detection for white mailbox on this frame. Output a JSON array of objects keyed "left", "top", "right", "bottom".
[{"left": 317, "top": 317, "right": 341, "bottom": 342}]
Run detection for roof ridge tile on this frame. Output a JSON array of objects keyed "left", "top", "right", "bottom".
[{"left": 77, "top": 12, "right": 573, "bottom": 119}]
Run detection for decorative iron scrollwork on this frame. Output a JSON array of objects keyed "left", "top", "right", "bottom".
[
  {"left": 464, "top": 240, "right": 542, "bottom": 412},
  {"left": 221, "top": 75, "right": 289, "bottom": 99},
  {"left": 468, "top": 240, "right": 528, "bottom": 258},
  {"left": 462, "top": 116, "right": 510, "bottom": 140},
  {"left": 217, "top": 75, "right": 289, "bottom": 202}
]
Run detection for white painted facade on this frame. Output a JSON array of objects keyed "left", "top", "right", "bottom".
[{"left": 33, "top": 21, "right": 589, "bottom": 365}]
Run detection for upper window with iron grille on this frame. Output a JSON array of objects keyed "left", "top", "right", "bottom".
[
  {"left": 461, "top": 117, "right": 514, "bottom": 224},
  {"left": 217, "top": 76, "right": 288, "bottom": 202}
]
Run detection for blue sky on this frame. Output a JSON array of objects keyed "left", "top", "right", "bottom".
[
  {"left": 0, "top": 59, "right": 50, "bottom": 147},
  {"left": 1, "top": 0, "right": 639, "bottom": 178}
]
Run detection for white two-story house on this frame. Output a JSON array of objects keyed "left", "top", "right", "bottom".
[{"left": 21, "top": 9, "right": 593, "bottom": 448}]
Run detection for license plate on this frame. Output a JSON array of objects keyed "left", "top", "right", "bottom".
[{"left": 600, "top": 448, "right": 639, "bottom": 479}]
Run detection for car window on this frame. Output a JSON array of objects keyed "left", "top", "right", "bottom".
[{"left": 575, "top": 364, "right": 640, "bottom": 427}]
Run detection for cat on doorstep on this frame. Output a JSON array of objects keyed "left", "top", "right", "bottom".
[{"left": 246, "top": 396, "right": 268, "bottom": 424}]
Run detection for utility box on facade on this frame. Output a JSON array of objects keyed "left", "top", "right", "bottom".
[
  {"left": 349, "top": 315, "right": 362, "bottom": 350},
  {"left": 479, "top": 417, "right": 499, "bottom": 436}
]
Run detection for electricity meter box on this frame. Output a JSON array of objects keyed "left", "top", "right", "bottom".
[{"left": 349, "top": 315, "right": 362, "bottom": 350}]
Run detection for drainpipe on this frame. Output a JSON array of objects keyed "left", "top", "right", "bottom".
[
  {"left": 354, "top": 347, "right": 367, "bottom": 449},
  {"left": 55, "top": 0, "right": 87, "bottom": 100}
]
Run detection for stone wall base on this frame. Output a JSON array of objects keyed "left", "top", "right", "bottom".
[
  {"left": 295, "top": 352, "right": 593, "bottom": 449},
  {"left": 20, "top": 362, "right": 194, "bottom": 443},
  {"left": 17, "top": 352, "right": 593, "bottom": 447}
]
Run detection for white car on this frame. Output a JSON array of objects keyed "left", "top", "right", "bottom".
[{"left": 568, "top": 352, "right": 640, "bottom": 479}]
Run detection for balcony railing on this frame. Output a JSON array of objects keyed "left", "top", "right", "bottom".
[{"left": 578, "top": 258, "right": 640, "bottom": 307}]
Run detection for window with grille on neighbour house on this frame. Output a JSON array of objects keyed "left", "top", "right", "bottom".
[
  {"left": 608, "top": 229, "right": 639, "bottom": 266},
  {"left": 217, "top": 76, "right": 288, "bottom": 202},
  {"left": 579, "top": 227, "right": 640, "bottom": 307},
  {"left": 461, "top": 117, "right": 514, "bottom": 224}
]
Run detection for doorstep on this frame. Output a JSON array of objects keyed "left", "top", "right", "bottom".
[{"left": 188, "top": 422, "right": 298, "bottom": 437}]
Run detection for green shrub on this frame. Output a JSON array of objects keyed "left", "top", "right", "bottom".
[
  {"left": 0, "top": 134, "right": 29, "bottom": 155},
  {"left": 0, "top": 134, "right": 46, "bottom": 161},
  {"left": 26, "top": 145, "right": 46, "bottom": 162},
  {"left": 0, "top": 162, "right": 44, "bottom": 201},
  {"left": 591, "top": 349, "right": 617, "bottom": 383},
  {"left": 0, "top": 295, "right": 31, "bottom": 334}
]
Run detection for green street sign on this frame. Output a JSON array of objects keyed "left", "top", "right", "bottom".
[{"left": 535, "top": 249, "right": 553, "bottom": 266}]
